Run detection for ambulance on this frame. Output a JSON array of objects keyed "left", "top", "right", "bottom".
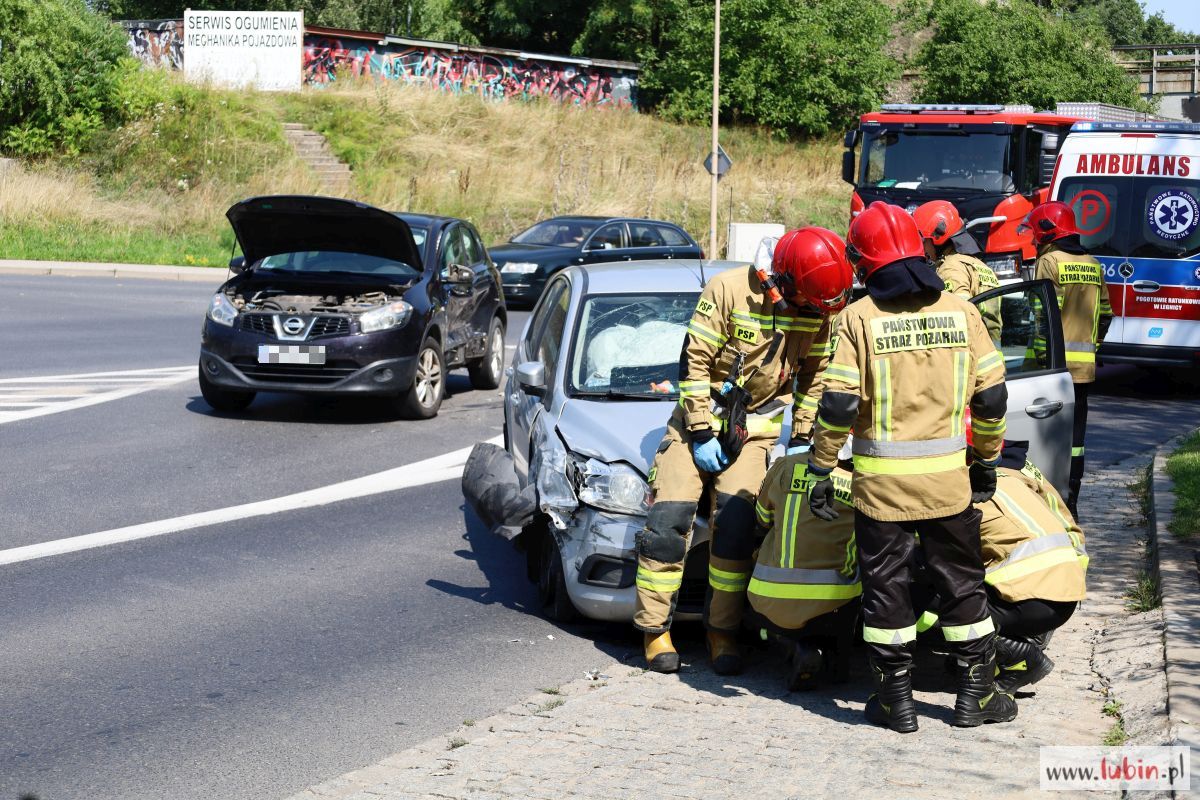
[{"left": 1050, "top": 121, "right": 1200, "bottom": 366}]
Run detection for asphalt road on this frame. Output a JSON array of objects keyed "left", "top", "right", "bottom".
[{"left": 1, "top": 274, "right": 1197, "bottom": 800}]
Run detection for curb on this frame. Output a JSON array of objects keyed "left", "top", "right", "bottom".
[
  {"left": 0, "top": 259, "right": 227, "bottom": 284},
  {"left": 285, "top": 662, "right": 630, "bottom": 800},
  {"left": 1148, "top": 429, "right": 1200, "bottom": 790}
]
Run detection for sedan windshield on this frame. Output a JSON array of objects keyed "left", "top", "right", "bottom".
[
  {"left": 513, "top": 219, "right": 600, "bottom": 247},
  {"left": 569, "top": 293, "right": 695, "bottom": 399},
  {"left": 255, "top": 250, "right": 420, "bottom": 278},
  {"left": 861, "top": 128, "right": 1014, "bottom": 192}
]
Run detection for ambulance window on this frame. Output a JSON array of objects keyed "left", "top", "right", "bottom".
[
  {"left": 1060, "top": 178, "right": 1124, "bottom": 256},
  {"left": 1139, "top": 182, "right": 1200, "bottom": 258}
]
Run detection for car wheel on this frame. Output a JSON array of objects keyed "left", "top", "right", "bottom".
[
  {"left": 537, "top": 530, "right": 578, "bottom": 623},
  {"left": 198, "top": 363, "right": 255, "bottom": 412},
  {"left": 467, "top": 317, "right": 506, "bottom": 390},
  {"left": 398, "top": 338, "right": 445, "bottom": 419}
]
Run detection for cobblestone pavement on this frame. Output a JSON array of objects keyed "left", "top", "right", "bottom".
[{"left": 290, "top": 454, "right": 1170, "bottom": 800}]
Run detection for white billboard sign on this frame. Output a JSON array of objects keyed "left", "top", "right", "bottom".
[{"left": 184, "top": 10, "right": 303, "bottom": 92}]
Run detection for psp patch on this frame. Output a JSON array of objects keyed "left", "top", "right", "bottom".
[{"left": 1147, "top": 189, "right": 1200, "bottom": 242}]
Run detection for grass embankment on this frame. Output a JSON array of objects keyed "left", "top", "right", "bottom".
[
  {"left": 0, "top": 73, "right": 845, "bottom": 267},
  {"left": 1166, "top": 430, "right": 1200, "bottom": 539}
]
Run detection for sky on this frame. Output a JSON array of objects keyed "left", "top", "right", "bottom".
[{"left": 1143, "top": 0, "right": 1200, "bottom": 36}]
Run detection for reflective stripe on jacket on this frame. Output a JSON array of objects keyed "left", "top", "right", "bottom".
[
  {"left": 680, "top": 266, "right": 832, "bottom": 439},
  {"left": 748, "top": 459, "right": 860, "bottom": 630},
  {"left": 977, "top": 466, "right": 1087, "bottom": 603}
]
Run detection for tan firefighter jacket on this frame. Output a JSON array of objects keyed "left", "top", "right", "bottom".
[
  {"left": 978, "top": 464, "right": 1088, "bottom": 603},
  {"left": 749, "top": 459, "right": 859, "bottom": 630},
  {"left": 1035, "top": 246, "right": 1113, "bottom": 383},
  {"left": 937, "top": 252, "right": 1002, "bottom": 342},
  {"left": 679, "top": 265, "right": 833, "bottom": 440},
  {"left": 811, "top": 291, "right": 1007, "bottom": 521}
]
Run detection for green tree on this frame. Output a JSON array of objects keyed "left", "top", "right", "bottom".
[
  {"left": 640, "top": 0, "right": 897, "bottom": 137},
  {"left": 913, "top": 0, "right": 1146, "bottom": 109},
  {"left": 0, "top": 0, "right": 132, "bottom": 155}
]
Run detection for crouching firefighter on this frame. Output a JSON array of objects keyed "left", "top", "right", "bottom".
[
  {"left": 635, "top": 228, "right": 854, "bottom": 674},
  {"left": 806, "top": 201, "right": 1016, "bottom": 732},
  {"left": 912, "top": 200, "right": 1002, "bottom": 341},
  {"left": 745, "top": 445, "right": 860, "bottom": 691},
  {"left": 920, "top": 441, "right": 1087, "bottom": 693}
]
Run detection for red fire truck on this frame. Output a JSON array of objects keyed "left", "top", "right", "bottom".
[{"left": 841, "top": 103, "right": 1153, "bottom": 281}]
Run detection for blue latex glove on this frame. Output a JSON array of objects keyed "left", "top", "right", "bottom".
[
  {"left": 786, "top": 440, "right": 811, "bottom": 456},
  {"left": 692, "top": 438, "right": 729, "bottom": 473}
]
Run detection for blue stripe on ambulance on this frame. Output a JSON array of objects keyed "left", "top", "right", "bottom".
[{"left": 1096, "top": 255, "right": 1200, "bottom": 288}]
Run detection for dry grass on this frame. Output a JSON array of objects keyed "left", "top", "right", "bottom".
[{"left": 0, "top": 73, "right": 848, "bottom": 265}]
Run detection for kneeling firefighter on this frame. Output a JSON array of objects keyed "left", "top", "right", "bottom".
[
  {"left": 635, "top": 228, "right": 854, "bottom": 674},
  {"left": 806, "top": 201, "right": 1016, "bottom": 732},
  {"left": 746, "top": 444, "right": 860, "bottom": 691}
]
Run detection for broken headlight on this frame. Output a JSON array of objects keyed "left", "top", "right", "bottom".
[{"left": 578, "top": 459, "right": 649, "bottom": 516}]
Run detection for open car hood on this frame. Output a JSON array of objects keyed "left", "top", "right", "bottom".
[
  {"left": 555, "top": 398, "right": 672, "bottom": 477},
  {"left": 226, "top": 196, "right": 423, "bottom": 269}
]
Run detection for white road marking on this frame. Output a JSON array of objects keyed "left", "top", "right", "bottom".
[
  {"left": 0, "top": 435, "right": 503, "bottom": 567},
  {"left": 0, "top": 366, "right": 193, "bottom": 425}
]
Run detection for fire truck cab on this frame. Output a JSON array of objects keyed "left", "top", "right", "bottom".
[{"left": 843, "top": 104, "right": 1098, "bottom": 282}]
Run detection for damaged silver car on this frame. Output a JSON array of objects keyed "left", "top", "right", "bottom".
[{"left": 463, "top": 260, "right": 743, "bottom": 621}]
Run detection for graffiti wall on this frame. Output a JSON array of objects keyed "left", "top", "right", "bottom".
[
  {"left": 121, "top": 20, "right": 638, "bottom": 109},
  {"left": 124, "top": 20, "right": 184, "bottom": 70},
  {"left": 301, "top": 37, "right": 636, "bottom": 109}
]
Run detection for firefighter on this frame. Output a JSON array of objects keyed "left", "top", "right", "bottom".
[
  {"left": 636, "top": 228, "right": 854, "bottom": 675},
  {"left": 917, "top": 441, "right": 1087, "bottom": 693},
  {"left": 912, "top": 200, "right": 1003, "bottom": 340},
  {"left": 746, "top": 443, "right": 859, "bottom": 691},
  {"left": 1025, "top": 202, "right": 1112, "bottom": 517},
  {"left": 806, "top": 201, "right": 1016, "bottom": 732}
]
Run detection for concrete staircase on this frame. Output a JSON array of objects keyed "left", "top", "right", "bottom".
[{"left": 282, "top": 122, "right": 352, "bottom": 196}]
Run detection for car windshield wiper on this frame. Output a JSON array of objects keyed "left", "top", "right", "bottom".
[{"left": 574, "top": 389, "right": 671, "bottom": 401}]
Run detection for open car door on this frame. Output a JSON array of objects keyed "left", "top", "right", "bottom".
[{"left": 972, "top": 279, "right": 1074, "bottom": 494}]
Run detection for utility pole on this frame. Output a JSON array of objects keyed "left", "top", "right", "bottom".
[{"left": 708, "top": 0, "right": 721, "bottom": 260}]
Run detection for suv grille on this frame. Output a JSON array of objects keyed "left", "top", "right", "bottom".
[
  {"left": 240, "top": 313, "right": 352, "bottom": 339},
  {"left": 231, "top": 358, "right": 359, "bottom": 385}
]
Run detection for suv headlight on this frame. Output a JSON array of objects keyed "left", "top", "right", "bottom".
[
  {"left": 578, "top": 458, "right": 649, "bottom": 516},
  {"left": 500, "top": 261, "right": 539, "bottom": 274},
  {"left": 207, "top": 292, "right": 238, "bottom": 327},
  {"left": 981, "top": 252, "right": 1021, "bottom": 280},
  {"left": 359, "top": 300, "right": 413, "bottom": 333}
]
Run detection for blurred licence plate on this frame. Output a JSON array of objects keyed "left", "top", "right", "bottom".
[{"left": 257, "top": 345, "right": 326, "bottom": 365}]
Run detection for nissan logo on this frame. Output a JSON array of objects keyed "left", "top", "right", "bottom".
[{"left": 282, "top": 316, "right": 306, "bottom": 335}]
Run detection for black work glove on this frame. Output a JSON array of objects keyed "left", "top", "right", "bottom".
[
  {"left": 969, "top": 461, "right": 997, "bottom": 504},
  {"left": 807, "top": 465, "right": 838, "bottom": 521}
]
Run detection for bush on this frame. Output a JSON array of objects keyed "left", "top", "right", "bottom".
[
  {"left": 642, "top": 0, "right": 898, "bottom": 138},
  {"left": 912, "top": 0, "right": 1147, "bottom": 110},
  {"left": 0, "top": 0, "right": 132, "bottom": 156}
]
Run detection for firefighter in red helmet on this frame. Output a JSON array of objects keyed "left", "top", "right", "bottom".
[
  {"left": 1023, "top": 201, "right": 1112, "bottom": 517},
  {"left": 806, "top": 201, "right": 1016, "bottom": 731},
  {"left": 635, "top": 227, "right": 853, "bottom": 675}
]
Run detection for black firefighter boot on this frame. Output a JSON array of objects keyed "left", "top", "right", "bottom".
[
  {"left": 864, "top": 661, "right": 919, "bottom": 733},
  {"left": 953, "top": 650, "right": 1018, "bottom": 727},
  {"left": 995, "top": 635, "right": 1055, "bottom": 693}
]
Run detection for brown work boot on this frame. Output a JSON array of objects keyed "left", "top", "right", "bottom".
[
  {"left": 644, "top": 631, "right": 679, "bottom": 673},
  {"left": 706, "top": 630, "right": 743, "bottom": 675}
]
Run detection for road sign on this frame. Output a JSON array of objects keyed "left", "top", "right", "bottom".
[{"left": 704, "top": 144, "right": 732, "bottom": 178}]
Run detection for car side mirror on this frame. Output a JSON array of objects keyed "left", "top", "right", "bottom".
[
  {"left": 447, "top": 264, "right": 473, "bottom": 283},
  {"left": 228, "top": 255, "right": 246, "bottom": 273},
  {"left": 516, "top": 361, "right": 546, "bottom": 397}
]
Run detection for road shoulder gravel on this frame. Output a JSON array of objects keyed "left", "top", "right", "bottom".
[{"left": 289, "top": 452, "right": 1173, "bottom": 800}]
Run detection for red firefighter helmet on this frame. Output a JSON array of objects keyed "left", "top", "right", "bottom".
[
  {"left": 846, "top": 201, "right": 925, "bottom": 281},
  {"left": 772, "top": 226, "right": 854, "bottom": 313},
  {"left": 1023, "top": 201, "right": 1078, "bottom": 245},
  {"left": 912, "top": 200, "right": 964, "bottom": 246}
]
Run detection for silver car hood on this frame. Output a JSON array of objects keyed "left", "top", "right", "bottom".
[{"left": 555, "top": 398, "right": 672, "bottom": 477}]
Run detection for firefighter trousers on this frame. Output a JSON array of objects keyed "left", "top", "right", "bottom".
[
  {"left": 855, "top": 507, "right": 994, "bottom": 669},
  {"left": 989, "top": 592, "right": 1077, "bottom": 639},
  {"left": 633, "top": 421, "right": 774, "bottom": 634},
  {"left": 1069, "top": 382, "right": 1090, "bottom": 510}
]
